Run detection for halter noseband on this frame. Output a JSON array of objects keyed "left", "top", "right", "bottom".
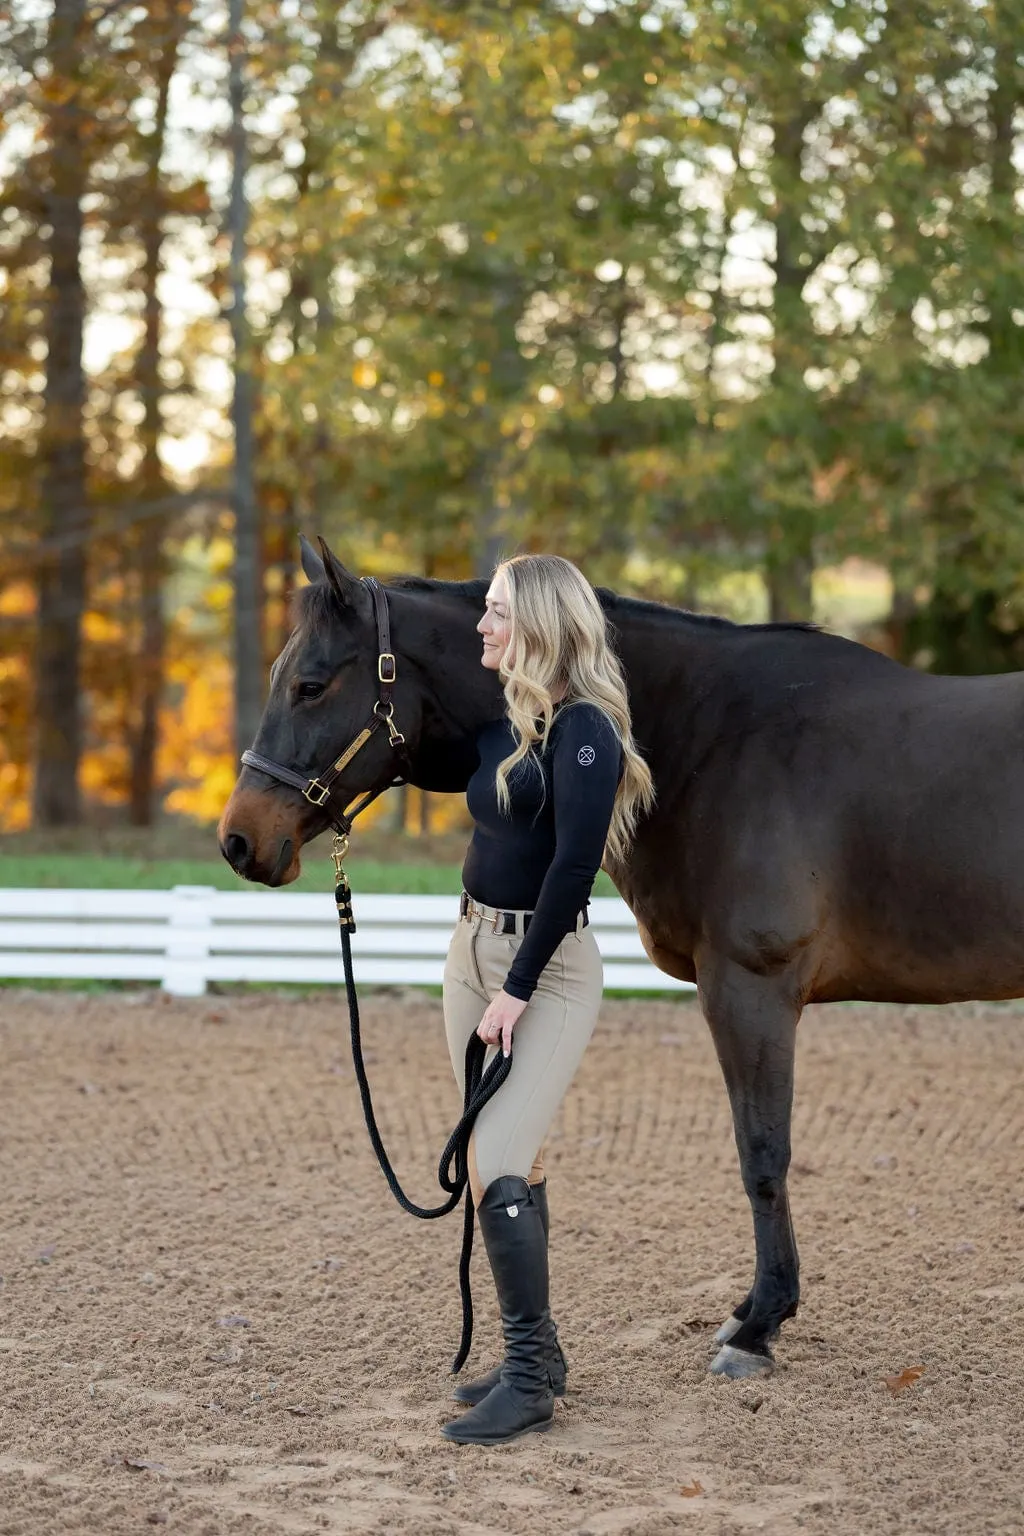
[{"left": 240, "top": 576, "right": 411, "bottom": 838}]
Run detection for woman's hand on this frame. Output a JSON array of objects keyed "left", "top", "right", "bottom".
[{"left": 477, "top": 990, "right": 528, "bottom": 1057}]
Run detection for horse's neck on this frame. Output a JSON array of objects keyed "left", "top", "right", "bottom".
[
  {"left": 605, "top": 603, "right": 716, "bottom": 737},
  {"left": 393, "top": 581, "right": 504, "bottom": 733},
  {"left": 401, "top": 580, "right": 733, "bottom": 762}
]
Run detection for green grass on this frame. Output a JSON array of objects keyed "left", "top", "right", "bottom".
[
  {"left": 0, "top": 851, "right": 618, "bottom": 898},
  {"left": 0, "top": 852, "right": 461, "bottom": 894}
]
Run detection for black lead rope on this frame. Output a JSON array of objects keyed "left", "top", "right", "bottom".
[{"left": 334, "top": 864, "right": 513, "bottom": 1372}]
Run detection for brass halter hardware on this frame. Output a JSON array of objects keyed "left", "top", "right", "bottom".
[
  {"left": 239, "top": 577, "right": 410, "bottom": 837},
  {"left": 331, "top": 831, "right": 350, "bottom": 880}
]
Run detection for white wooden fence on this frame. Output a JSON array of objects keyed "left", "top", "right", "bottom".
[{"left": 0, "top": 887, "right": 695, "bottom": 998}]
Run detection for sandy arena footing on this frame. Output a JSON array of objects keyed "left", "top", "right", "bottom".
[{"left": 0, "top": 990, "right": 1021, "bottom": 1535}]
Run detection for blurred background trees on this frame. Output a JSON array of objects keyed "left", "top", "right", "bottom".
[{"left": 1, "top": 0, "right": 1021, "bottom": 831}]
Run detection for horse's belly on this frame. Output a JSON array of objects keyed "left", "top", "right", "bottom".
[{"left": 817, "top": 889, "right": 1024, "bottom": 1004}]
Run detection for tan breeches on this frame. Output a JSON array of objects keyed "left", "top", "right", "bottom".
[{"left": 442, "top": 911, "right": 604, "bottom": 1203}]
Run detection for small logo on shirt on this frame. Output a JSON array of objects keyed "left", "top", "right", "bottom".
[{"left": 577, "top": 745, "right": 596, "bottom": 766}]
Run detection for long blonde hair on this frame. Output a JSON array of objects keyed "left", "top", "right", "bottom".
[{"left": 493, "top": 554, "right": 655, "bottom": 865}]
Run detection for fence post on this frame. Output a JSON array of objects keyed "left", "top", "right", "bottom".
[{"left": 163, "top": 886, "right": 215, "bottom": 996}]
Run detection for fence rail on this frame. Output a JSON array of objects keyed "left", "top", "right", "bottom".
[{"left": 0, "top": 886, "right": 695, "bottom": 998}]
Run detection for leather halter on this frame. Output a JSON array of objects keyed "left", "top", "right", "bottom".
[{"left": 240, "top": 576, "right": 411, "bottom": 837}]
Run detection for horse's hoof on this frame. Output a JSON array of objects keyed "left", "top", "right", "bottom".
[
  {"left": 708, "top": 1343, "right": 774, "bottom": 1379},
  {"left": 714, "top": 1314, "right": 743, "bottom": 1345}
]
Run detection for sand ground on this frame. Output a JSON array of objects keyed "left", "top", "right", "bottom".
[{"left": 0, "top": 989, "right": 1021, "bottom": 1535}]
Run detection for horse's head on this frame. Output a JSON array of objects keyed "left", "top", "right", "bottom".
[{"left": 218, "top": 537, "right": 430, "bottom": 886}]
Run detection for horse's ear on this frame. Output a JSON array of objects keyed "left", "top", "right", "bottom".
[
  {"left": 299, "top": 533, "right": 324, "bottom": 585},
  {"left": 316, "top": 536, "right": 361, "bottom": 609}
]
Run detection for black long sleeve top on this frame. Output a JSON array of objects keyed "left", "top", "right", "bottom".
[{"left": 461, "top": 701, "right": 623, "bottom": 1001}]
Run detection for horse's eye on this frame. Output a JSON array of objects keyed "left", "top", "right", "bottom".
[{"left": 296, "top": 681, "right": 326, "bottom": 702}]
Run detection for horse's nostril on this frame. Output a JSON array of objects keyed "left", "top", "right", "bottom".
[{"left": 221, "top": 831, "right": 253, "bottom": 874}]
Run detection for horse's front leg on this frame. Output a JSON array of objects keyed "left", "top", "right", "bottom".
[{"left": 697, "top": 953, "right": 802, "bottom": 1379}]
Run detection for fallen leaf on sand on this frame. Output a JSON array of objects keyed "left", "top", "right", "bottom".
[
  {"left": 217, "top": 1314, "right": 251, "bottom": 1328},
  {"left": 884, "top": 1365, "right": 925, "bottom": 1395},
  {"left": 124, "top": 1459, "right": 167, "bottom": 1473},
  {"left": 286, "top": 1404, "right": 311, "bottom": 1416},
  {"left": 680, "top": 1480, "right": 704, "bottom": 1497},
  {"left": 206, "top": 1346, "right": 241, "bottom": 1364}
]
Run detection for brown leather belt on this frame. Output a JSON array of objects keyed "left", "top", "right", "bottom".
[{"left": 458, "top": 892, "right": 588, "bottom": 936}]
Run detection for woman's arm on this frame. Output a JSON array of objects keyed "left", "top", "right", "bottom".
[{"left": 501, "top": 704, "right": 621, "bottom": 1003}]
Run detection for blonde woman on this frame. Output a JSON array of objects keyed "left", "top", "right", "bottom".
[{"left": 441, "top": 553, "right": 655, "bottom": 1445}]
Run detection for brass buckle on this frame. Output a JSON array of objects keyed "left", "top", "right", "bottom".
[
  {"left": 303, "top": 778, "right": 330, "bottom": 807},
  {"left": 378, "top": 652, "right": 396, "bottom": 683}
]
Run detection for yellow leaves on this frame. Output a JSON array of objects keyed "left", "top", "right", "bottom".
[
  {"left": 482, "top": 37, "right": 506, "bottom": 82},
  {"left": 205, "top": 535, "right": 235, "bottom": 576},
  {"left": 427, "top": 370, "right": 445, "bottom": 388},
  {"left": 0, "top": 761, "right": 29, "bottom": 831},
  {"left": 352, "top": 361, "right": 378, "bottom": 390},
  {"left": 81, "top": 748, "right": 128, "bottom": 802},
  {"left": 82, "top": 610, "right": 122, "bottom": 644},
  {"left": 483, "top": 230, "right": 498, "bottom": 244},
  {"left": 883, "top": 1365, "right": 925, "bottom": 1396},
  {"left": 470, "top": 385, "right": 488, "bottom": 405},
  {"left": 159, "top": 652, "right": 234, "bottom": 824},
  {"left": 0, "top": 581, "right": 34, "bottom": 617},
  {"left": 206, "top": 579, "right": 233, "bottom": 613}
]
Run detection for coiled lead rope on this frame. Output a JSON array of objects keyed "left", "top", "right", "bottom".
[{"left": 335, "top": 859, "right": 512, "bottom": 1371}]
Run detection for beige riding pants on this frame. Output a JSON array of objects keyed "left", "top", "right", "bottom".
[{"left": 442, "top": 904, "right": 604, "bottom": 1202}]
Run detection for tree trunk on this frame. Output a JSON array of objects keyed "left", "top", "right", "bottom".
[
  {"left": 765, "top": 103, "right": 817, "bottom": 622},
  {"left": 766, "top": 542, "right": 813, "bottom": 624},
  {"left": 984, "top": 14, "right": 1019, "bottom": 374},
  {"left": 129, "top": 1, "right": 188, "bottom": 826},
  {"left": 228, "top": 0, "right": 263, "bottom": 759},
  {"left": 33, "top": 0, "right": 88, "bottom": 827}
]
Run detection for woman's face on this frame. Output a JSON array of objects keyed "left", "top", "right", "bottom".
[{"left": 477, "top": 569, "right": 512, "bottom": 671}]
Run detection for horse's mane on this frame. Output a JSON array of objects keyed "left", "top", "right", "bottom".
[
  {"left": 596, "top": 587, "right": 817, "bottom": 636},
  {"left": 295, "top": 571, "right": 815, "bottom": 638}
]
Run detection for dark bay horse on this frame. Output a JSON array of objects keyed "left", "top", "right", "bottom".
[{"left": 219, "top": 537, "right": 1024, "bottom": 1380}]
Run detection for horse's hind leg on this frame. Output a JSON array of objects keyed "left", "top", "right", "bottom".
[{"left": 698, "top": 955, "right": 801, "bottom": 1379}]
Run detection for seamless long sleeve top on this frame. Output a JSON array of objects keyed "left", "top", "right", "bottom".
[{"left": 461, "top": 701, "right": 623, "bottom": 1002}]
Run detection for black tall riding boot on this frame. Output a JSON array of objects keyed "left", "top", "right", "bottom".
[
  {"left": 441, "top": 1177, "right": 556, "bottom": 1445},
  {"left": 452, "top": 1178, "right": 568, "bottom": 1406}
]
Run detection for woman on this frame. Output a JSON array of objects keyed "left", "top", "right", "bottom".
[{"left": 441, "top": 553, "right": 655, "bottom": 1446}]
